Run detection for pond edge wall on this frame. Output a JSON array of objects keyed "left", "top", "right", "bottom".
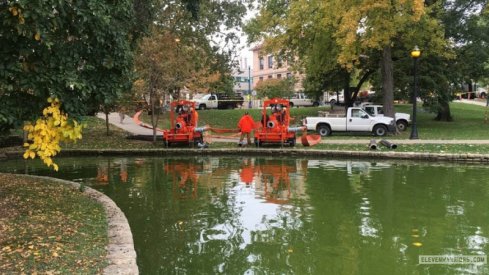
[{"left": 2, "top": 149, "right": 489, "bottom": 163}]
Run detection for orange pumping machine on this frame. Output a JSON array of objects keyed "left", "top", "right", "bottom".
[
  {"left": 254, "top": 98, "right": 304, "bottom": 147},
  {"left": 163, "top": 100, "right": 206, "bottom": 147}
]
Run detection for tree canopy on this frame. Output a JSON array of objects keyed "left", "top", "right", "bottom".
[
  {"left": 255, "top": 78, "right": 295, "bottom": 99},
  {"left": 0, "top": 0, "right": 135, "bottom": 133},
  {"left": 245, "top": 0, "right": 448, "bottom": 115},
  {"left": 131, "top": 0, "right": 250, "bottom": 141}
]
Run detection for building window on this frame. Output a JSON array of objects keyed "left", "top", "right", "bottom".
[
  {"left": 268, "top": 75, "right": 273, "bottom": 79},
  {"left": 277, "top": 74, "right": 282, "bottom": 79},
  {"left": 277, "top": 56, "right": 283, "bottom": 68},
  {"left": 286, "top": 73, "right": 292, "bottom": 79},
  {"left": 268, "top": 55, "right": 273, "bottom": 69},
  {"left": 259, "top": 57, "right": 264, "bottom": 70}
]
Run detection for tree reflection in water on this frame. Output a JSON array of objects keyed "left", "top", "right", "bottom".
[{"left": 0, "top": 157, "right": 488, "bottom": 274}]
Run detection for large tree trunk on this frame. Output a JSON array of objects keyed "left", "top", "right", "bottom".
[
  {"left": 105, "top": 111, "right": 110, "bottom": 136},
  {"left": 352, "top": 70, "right": 374, "bottom": 103},
  {"left": 435, "top": 101, "right": 453, "bottom": 121},
  {"left": 381, "top": 46, "right": 395, "bottom": 118},
  {"left": 150, "top": 90, "right": 157, "bottom": 144},
  {"left": 344, "top": 72, "right": 352, "bottom": 112}
]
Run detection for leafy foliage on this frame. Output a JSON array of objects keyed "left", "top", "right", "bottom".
[
  {"left": 23, "top": 98, "right": 83, "bottom": 171},
  {"left": 254, "top": 78, "right": 295, "bottom": 99},
  {"left": 245, "top": 0, "right": 446, "bottom": 115},
  {"left": 132, "top": 0, "right": 249, "bottom": 141},
  {"left": 0, "top": 0, "right": 135, "bottom": 132},
  {"left": 385, "top": 0, "right": 489, "bottom": 121}
]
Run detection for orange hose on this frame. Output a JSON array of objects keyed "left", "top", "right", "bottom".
[
  {"left": 208, "top": 127, "right": 240, "bottom": 133},
  {"left": 132, "top": 110, "right": 164, "bottom": 132}
]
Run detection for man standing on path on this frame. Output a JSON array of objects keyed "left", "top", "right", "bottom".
[
  {"left": 118, "top": 106, "right": 126, "bottom": 124},
  {"left": 238, "top": 111, "right": 255, "bottom": 146}
]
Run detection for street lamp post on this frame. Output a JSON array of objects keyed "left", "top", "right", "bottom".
[
  {"left": 248, "top": 66, "right": 251, "bottom": 95},
  {"left": 248, "top": 66, "right": 252, "bottom": 109},
  {"left": 410, "top": 46, "right": 421, "bottom": 140}
]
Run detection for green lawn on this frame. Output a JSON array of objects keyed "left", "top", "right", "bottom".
[
  {"left": 138, "top": 106, "right": 331, "bottom": 133},
  {"left": 139, "top": 102, "right": 489, "bottom": 140},
  {"left": 0, "top": 174, "right": 107, "bottom": 273},
  {"left": 2, "top": 102, "right": 489, "bottom": 154},
  {"left": 392, "top": 103, "right": 489, "bottom": 139},
  {"left": 62, "top": 116, "right": 164, "bottom": 149},
  {"left": 312, "top": 143, "right": 489, "bottom": 154}
]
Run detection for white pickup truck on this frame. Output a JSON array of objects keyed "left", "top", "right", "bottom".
[
  {"left": 360, "top": 103, "right": 411, "bottom": 131},
  {"left": 289, "top": 93, "right": 320, "bottom": 107},
  {"left": 304, "top": 107, "right": 396, "bottom": 136},
  {"left": 193, "top": 93, "right": 244, "bottom": 110}
]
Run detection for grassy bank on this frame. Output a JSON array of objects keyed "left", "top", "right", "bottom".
[
  {"left": 139, "top": 106, "right": 324, "bottom": 130},
  {"left": 62, "top": 116, "right": 164, "bottom": 149},
  {"left": 313, "top": 143, "right": 489, "bottom": 154},
  {"left": 0, "top": 174, "right": 107, "bottom": 273},
  {"left": 392, "top": 103, "right": 489, "bottom": 139},
  {"left": 1, "top": 102, "right": 489, "bottom": 155},
  {"left": 139, "top": 102, "right": 489, "bottom": 139}
]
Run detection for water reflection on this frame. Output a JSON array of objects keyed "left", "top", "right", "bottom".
[
  {"left": 0, "top": 157, "right": 488, "bottom": 274},
  {"left": 164, "top": 161, "right": 200, "bottom": 200}
]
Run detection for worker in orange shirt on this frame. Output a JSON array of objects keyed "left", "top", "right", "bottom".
[{"left": 237, "top": 111, "right": 255, "bottom": 147}]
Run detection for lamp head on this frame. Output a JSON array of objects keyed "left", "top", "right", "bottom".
[{"left": 411, "top": 46, "right": 421, "bottom": 58}]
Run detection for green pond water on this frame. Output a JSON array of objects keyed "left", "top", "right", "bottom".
[{"left": 1, "top": 157, "right": 488, "bottom": 274}]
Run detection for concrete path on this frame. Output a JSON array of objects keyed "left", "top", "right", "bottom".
[
  {"left": 97, "top": 112, "right": 489, "bottom": 145},
  {"left": 454, "top": 99, "right": 488, "bottom": 107},
  {"left": 96, "top": 112, "right": 161, "bottom": 136}
]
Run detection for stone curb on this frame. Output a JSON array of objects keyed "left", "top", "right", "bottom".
[
  {"left": 2, "top": 148, "right": 489, "bottom": 163},
  {"left": 3, "top": 174, "right": 139, "bottom": 275}
]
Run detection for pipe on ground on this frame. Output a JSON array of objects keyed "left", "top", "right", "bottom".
[
  {"left": 287, "top": 126, "right": 306, "bottom": 132},
  {"left": 380, "top": 139, "right": 397, "bottom": 149},
  {"left": 369, "top": 139, "right": 377, "bottom": 150}
]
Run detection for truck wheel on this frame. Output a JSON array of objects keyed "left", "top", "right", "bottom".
[
  {"left": 396, "top": 120, "right": 408, "bottom": 131},
  {"left": 199, "top": 104, "right": 206, "bottom": 110},
  {"left": 329, "top": 99, "right": 336, "bottom": 105},
  {"left": 373, "top": 125, "right": 387, "bottom": 136},
  {"left": 317, "top": 125, "right": 331, "bottom": 137},
  {"left": 313, "top": 102, "right": 319, "bottom": 107},
  {"left": 289, "top": 102, "right": 294, "bottom": 108}
]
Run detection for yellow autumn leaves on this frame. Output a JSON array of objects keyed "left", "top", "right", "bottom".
[
  {"left": 9, "top": 6, "right": 25, "bottom": 25},
  {"left": 23, "top": 98, "right": 83, "bottom": 171},
  {"left": 9, "top": 5, "right": 41, "bottom": 40}
]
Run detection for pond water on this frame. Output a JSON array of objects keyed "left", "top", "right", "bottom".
[{"left": 1, "top": 157, "right": 488, "bottom": 274}]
